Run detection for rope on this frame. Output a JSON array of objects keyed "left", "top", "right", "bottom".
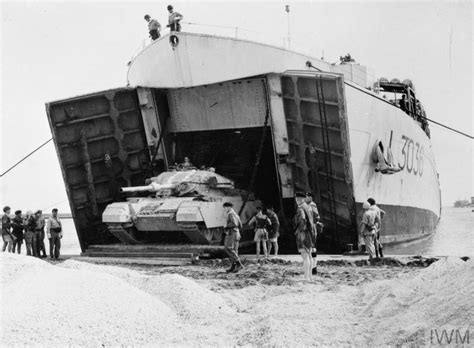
[
  {"left": 0, "top": 138, "right": 53, "bottom": 178},
  {"left": 238, "top": 105, "right": 271, "bottom": 216},
  {"left": 417, "top": 115, "right": 473, "bottom": 139},
  {"left": 41, "top": 198, "right": 69, "bottom": 212}
]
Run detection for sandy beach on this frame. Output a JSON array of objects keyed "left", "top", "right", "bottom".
[{"left": 1, "top": 253, "right": 472, "bottom": 346}]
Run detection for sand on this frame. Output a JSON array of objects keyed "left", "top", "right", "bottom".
[{"left": 1, "top": 253, "right": 473, "bottom": 346}]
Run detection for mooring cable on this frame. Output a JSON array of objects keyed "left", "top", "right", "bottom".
[{"left": 0, "top": 138, "right": 53, "bottom": 178}]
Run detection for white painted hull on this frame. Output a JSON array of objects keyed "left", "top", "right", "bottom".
[
  {"left": 345, "top": 83, "right": 441, "bottom": 243},
  {"left": 346, "top": 83, "right": 441, "bottom": 215}
]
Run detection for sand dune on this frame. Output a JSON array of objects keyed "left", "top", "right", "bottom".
[{"left": 1, "top": 253, "right": 472, "bottom": 346}]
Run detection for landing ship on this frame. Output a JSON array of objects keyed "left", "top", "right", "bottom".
[{"left": 46, "top": 32, "right": 441, "bottom": 253}]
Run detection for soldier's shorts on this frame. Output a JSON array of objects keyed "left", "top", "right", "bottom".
[{"left": 253, "top": 228, "right": 268, "bottom": 242}]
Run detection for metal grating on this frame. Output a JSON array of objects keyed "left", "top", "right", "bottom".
[{"left": 46, "top": 88, "right": 152, "bottom": 251}]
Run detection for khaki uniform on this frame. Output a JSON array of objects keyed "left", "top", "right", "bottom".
[
  {"left": 295, "top": 203, "right": 313, "bottom": 252},
  {"left": 360, "top": 209, "right": 379, "bottom": 259},
  {"left": 224, "top": 209, "right": 241, "bottom": 262}
]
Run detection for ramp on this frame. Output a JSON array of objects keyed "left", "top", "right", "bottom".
[
  {"left": 276, "top": 72, "right": 358, "bottom": 250},
  {"left": 46, "top": 88, "right": 165, "bottom": 251}
]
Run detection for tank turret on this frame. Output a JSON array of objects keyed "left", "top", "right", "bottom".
[{"left": 102, "top": 168, "right": 258, "bottom": 245}]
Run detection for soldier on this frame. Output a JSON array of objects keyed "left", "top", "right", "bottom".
[
  {"left": 360, "top": 202, "right": 378, "bottom": 260},
  {"left": 24, "top": 210, "right": 37, "bottom": 256},
  {"left": 34, "top": 210, "right": 47, "bottom": 258},
  {"left": 305, "top": 192, "right": 320, "bottom": 274},
  {"left": 294, "top": 192, "right": 314, "bottom": 281},
  {"left": 144, "top": 14, "right": 161, "bottom": 41},
  {"left": 247, "top": 207, "right": 271, "bottom": 259},
  {"left": 367, "top": 198, "right": 385, "bottom": 258},
  {"left": 167, "top": 5, "right": 183, "bottom": 32},
  {"left": 46, "top": 208, "right": 62, "bottom": 260},
  {"left": 11, "top": 210, "right": 25, "bottom": 254},
  {"left": 265, "top": 206, "right": 280, "bottom": 257},
  {"left": 2, "top": 206, "right": 14, "bottom": 252},
  {"left": 222, "top": 202, "right": 244, "bottom": 273}
]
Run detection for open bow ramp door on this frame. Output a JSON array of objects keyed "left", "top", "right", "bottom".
[
  {"left": 46, "top": 88, "right": 161, "bottom": 251},
  {"left": 274, "top": 71, "right": 358, "bottom": 251}
]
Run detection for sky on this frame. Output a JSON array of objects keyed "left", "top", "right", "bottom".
[{"left": 0, "top": 0, "right": 472, "bottom": 214}]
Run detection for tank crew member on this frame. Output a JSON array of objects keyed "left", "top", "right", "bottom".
[
  {"left": 248, "top": 207, "right": 271, "bottom": 260},
  {"left": 223, "top": 202, "right": 244, "bottom": 273},
  {"left": 144, "top": 14, "right": 161, "bottom": 41},
  {"left": 294, "top": 192, "right": 314, "bottom": 281},
  {"left": 367, "top": 198, "right": 385, "bottom": 258},
  {"left": 305, "top": 192, "right": 320, "bottom": 274},
  {"left": 24, "top": 210, "right": 37, "bottom": 256},
  {"left": 265, "top": 206, "right": 280, "bottom": 257},
  {"left": 2, "top": 206, "right": 14, "bottom": 253},
  {"left": 360, "top": 202, "right": 378, "bottom": 260},
  {"left": 34, "top": 210, "right": 47, "bottom": 258},
  {"left": 167, "top": 5, "right": 183, "bottom": 32},
  {"left": 11, "top": 210, "right": 25, "bottom": 254},
  {"left": 47, "top": 208, "right": 63, "bottom": 260}
]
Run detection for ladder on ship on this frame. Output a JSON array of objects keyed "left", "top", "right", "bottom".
[{"left": 277, "top": 71, "right": 358, "bottom": 251}]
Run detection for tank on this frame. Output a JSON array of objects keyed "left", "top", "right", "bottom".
[{"left": 102, "top": 166, "right": 258, "bottom": 245}]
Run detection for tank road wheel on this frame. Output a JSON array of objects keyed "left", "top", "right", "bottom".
[
  {"left": 198, "top": 225, "right": 224, "bottom": 245},
  {"left": 107, "top": 223, "right": 141, "bottom": 244}
]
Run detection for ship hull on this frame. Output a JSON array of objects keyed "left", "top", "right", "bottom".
[
  {"left": 345, "top": 83, "right": 441, "bottom": 245},
  {"left": 354, "top": 203, "right": 439, "bottom": 245}
]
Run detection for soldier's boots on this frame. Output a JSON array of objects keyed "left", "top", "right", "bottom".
[
  {"left": 232, "top": 261, "right": 244, "bottom": 273},
  {"left": 226, "top": 261, "right": 236, "bottom": 273}
]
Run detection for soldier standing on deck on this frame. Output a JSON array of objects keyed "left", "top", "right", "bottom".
[
  {"left": 305, "top": 192, "right": 320, "bottom": 274},
  {"left": 167, "top": 5, "right": 183, "bottom": 32},
  {"left": 223, "top": 202, "right": 244, "bottom": 273},
  {"left": 144, "top": 14, "right": 161, "bottom": 41}
]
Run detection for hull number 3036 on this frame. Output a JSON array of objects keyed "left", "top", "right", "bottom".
[{"left": 398, "top": 135, "right": 424, "bottom": 177}]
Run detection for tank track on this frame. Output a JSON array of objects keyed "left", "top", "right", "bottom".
[{"left": 107, "top": 224, "right": 140, "bottom": 244}]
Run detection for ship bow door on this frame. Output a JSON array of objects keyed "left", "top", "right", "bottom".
[
  {"left": 46, "top": 88, "right": 163, "bottom": 251},
  {"left": 273, "top": 71, "right": 358, "bottom": 252}
]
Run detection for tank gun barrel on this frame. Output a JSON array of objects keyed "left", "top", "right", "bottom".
[{"left": 120, "top": 182, "right": 176, "bottom": 193}]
